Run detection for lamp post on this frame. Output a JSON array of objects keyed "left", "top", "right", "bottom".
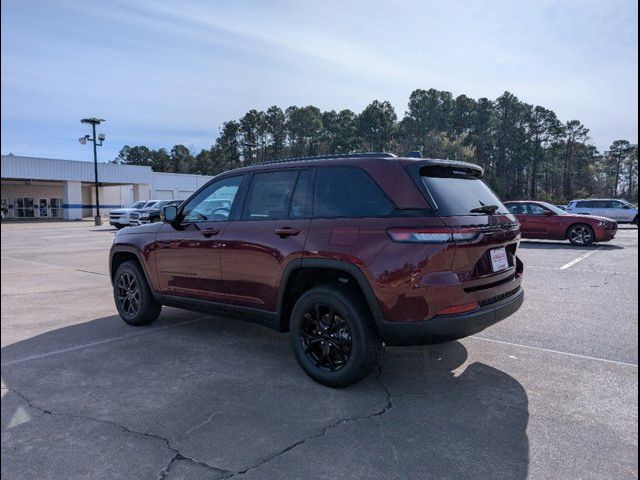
[{"left": 80, "top": 118, "right": 106, "bottom": 225}]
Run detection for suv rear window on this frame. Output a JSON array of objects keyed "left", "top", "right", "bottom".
[
  {"left": 315, "top": 167, "right": 393, "bottom": 218},
  {"left": 419, "top": 166, "right": 508, "bottom": 216}
]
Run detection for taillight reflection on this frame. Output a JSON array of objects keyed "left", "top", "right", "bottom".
[{"left": 387, "top": 227, "right": 480, "bottom": 243}]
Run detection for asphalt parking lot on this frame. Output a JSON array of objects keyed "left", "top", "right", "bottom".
[{"left": 1, "top": 221, "right": 638, "bottom": 480}]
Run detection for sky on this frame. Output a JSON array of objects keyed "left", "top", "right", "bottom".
[{"left": 1, "top": 0, "right": 637, "bottom": 162}]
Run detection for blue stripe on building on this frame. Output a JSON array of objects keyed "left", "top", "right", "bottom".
[{"left": 62, "top": 204, "right": 122, "bottom": 209}]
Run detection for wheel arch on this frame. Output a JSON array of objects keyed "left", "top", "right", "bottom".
[
  {"left": 110, "top": 246, "right": 156, "bottom": 293},
  {"left": 277, "top": 259, "right": 384, "bottom": 333}
]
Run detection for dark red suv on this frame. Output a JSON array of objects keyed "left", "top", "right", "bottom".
[{"left": 110, "top": 153, "right": 524, "bottom": 387}]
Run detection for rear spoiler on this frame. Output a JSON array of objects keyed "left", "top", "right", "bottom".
[{"left": 399, "top": 158, "right": 484, "bottom": 178}]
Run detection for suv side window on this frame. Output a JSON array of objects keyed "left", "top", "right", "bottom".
[
  {"left": 182, "top": 176, "right": 243, "bottom": 222},
  {"left": 289, "top": 169, "right": 314, "bottom": 219},
  {"left": 243, "top": 170, "right": 298, "bottom": 220},
  {"left": 315, "top": 167, "right": 393, "bottom": 218}
]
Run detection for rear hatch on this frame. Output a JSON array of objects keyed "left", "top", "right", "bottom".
[{"left": 405, "top": 162, "right": 523, "bottom": 306}]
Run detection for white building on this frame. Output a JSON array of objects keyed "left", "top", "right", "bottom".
[{"left": 0, "top": 154, "right": 213, "bottom": 220}]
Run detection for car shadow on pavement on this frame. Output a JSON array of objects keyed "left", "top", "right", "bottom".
[
  {"left": 519, "top": 240, "right": 624, "bottom": 250},
  {"left": 1, "top": 314, "right": 529, "bottom": 479}
]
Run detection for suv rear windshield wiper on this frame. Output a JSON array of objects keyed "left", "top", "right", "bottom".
[{"left": 469, "top": 204, "right": 500, "bottom": 215}]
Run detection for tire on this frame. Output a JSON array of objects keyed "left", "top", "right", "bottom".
[
  {"left": 290, "top": 286, "right": 382, "bottom": 388},
  {"left": 567, "top": 224, "right": 595, "bottom": 246},
  {"left": 113, "top": 260, "right": 162, "bottom": 326},
  {"left": 115, "top": 224, "right": 125, "bottom": 229},
  {"left": 633, "top": 215, "right": 638, "bottom": 226}
]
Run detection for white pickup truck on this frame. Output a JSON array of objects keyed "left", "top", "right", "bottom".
[{"left": 109, "top": 200, "right": 157, "bottom": 229}]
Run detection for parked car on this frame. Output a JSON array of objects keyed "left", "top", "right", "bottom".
[
  {"left": 129, "top": 200, "right": 183, "bottom": 226},
  {"left": 555, "top": 204, "right": 567, "bottom": 211},
  {"left": 566, "top": 198, "right": 638, "bottom": 224},
  {"left": 504, "top": 200, "right": 617, "bottom": 245},
  {"left": 109, "top": 200, "right": 153, "bottom": 229},
  {"left": 110, "top": 153, "right": 524, "bottom": 387}
]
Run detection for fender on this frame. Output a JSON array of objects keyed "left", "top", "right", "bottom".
[
  {"left": 109, "top": 245, "right": 157, "bottom": 298},
  {"left": 276, "top": 258, "right": 386, "bottom": 326}
]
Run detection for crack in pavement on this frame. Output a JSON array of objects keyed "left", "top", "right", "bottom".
[
  {"left": 5, "top": 388, "right": 229, "bottom": 480},
  {"left": 184, "top": 411, "right": 223, "bottom": 435},
  {"left": 5, "top": 365, "right": 396, "bottom": 479},
  {"left": 224, "top": 366, "right": 395, "bottom": 478}
]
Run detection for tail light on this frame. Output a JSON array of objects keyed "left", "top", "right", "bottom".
[{"left": 387, "top": 227, "right": 480, "bottom": 243}]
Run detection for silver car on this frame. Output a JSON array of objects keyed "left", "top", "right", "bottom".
[{"left": 566, "top": 199, "right": 638, "bottom": 224}]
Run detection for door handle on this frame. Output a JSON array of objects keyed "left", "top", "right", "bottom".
[
  {"left": 201, "top": 228, "right": 220, "bottom": 238},
  {"left": 274, "top": 227, "right": 300, "bottom": 238}
]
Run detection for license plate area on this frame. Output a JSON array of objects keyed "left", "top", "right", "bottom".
[{"left": 490, "top": 247, "right": 509, "bottom": 272}]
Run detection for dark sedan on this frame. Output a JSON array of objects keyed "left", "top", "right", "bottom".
[{"left": 504, "top": 201, "right": 617, "bottom": 246}]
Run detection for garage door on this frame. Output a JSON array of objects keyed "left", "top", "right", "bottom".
[
  {"left": 178, "top": 191, "right": 194, "bottom": 200},
  {"left": 154, "top": 190, "right": 173, "bottom": 200}
]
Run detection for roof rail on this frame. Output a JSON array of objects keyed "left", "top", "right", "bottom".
[{"left": 255, "top": 152, "right": 397, "bottom": 166}]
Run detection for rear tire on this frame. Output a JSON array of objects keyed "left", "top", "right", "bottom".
[
  {"left": 113, "top": 260, "right": 162, "bottom": 326},
  {"left": 567, "top": 224, "right": 595, "bottom": 246},
  {"left": 290, "top": 286, "right": 382, "bottom": 388}
]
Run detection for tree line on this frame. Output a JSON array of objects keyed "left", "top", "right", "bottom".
[{"left": 113, "top": 89, "right": 638, "bottom": 203}]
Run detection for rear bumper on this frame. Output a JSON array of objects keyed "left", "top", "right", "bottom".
[{"left": 377, "top": 287, "right": 524, "bottom": 346}]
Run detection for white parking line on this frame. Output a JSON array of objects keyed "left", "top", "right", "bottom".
[
  {"left": 526, "top": 265, "right": 637, "bottom": 275},
  {"left": 471, "top": 335, "right": 638, "bottom": 367},
  {"left": 560, "top": 248, "right": 600, "bottom": 270},
  {"left": 1, "top": 316, "right": 209, "bottom": 367}
]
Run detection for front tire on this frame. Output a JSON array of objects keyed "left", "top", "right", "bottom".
[
  {"left": 290, "top": 286, "right": 382, "bottom": 388},
  {"left": 567, "top": 224, "right": 595, "bottom": 246},
  {"left": 113, "top": 260, "right": 162, "bottom": 325}
]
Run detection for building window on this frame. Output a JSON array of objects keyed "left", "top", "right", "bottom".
[
  {"left": 50, "top": 198, "right": 62, "bottom": 218},
  {"left": 16, "top": 198, "right": 35, "bottom": 217}
]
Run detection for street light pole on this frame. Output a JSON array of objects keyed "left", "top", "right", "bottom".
[
  {"left": 80, "top": 118, "right": 106, "bottom": 226},
  {"left": 91, "top": 121, "right": 100, "bottom": 222}
]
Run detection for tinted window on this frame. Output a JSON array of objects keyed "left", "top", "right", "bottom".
[
  {"left": 591, "top": 201, "right": 609, "bottom": 209},
  {"left": 527, "top": 204, "right": 547, "bottom": 215},
  {"left": 243, "top": 170, "right": 298, "bottom": 220},
  {"left": 609, "top": 201, "right": 626, "bottom": 209},
  {"left": 577, "top": 201, "right": 593, "bottom": 208},
  {"left": 506, "top": 203, "right": 527, "bottom": 215},
  {"left": 315, "top": 167, "right": 393, "bottom": 218},
  {"left": 182, "top": 176, "right": 242, "bottom": 222},
  {"left": 420, "top": 166, "right": 508, "bottom": 216},
  {"left": 289, "top": 169, "right": 314, "bottom": 219}
]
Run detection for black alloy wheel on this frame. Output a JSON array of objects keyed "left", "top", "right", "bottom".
[
  {"left": 290, "top": 286, "right": 382, "bottom": 387},
  {"left": 299, "top": 304, "right": 353, "bottom": 372}
]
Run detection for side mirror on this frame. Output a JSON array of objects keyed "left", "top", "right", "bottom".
[
  {"left": 543, "top": 210, "right": 554, "bottom": 216},
  {"left": 623, "top": 205, "right": 631, "bottom": 209},
  {"left": 162, "top": 205, "right": 178, "bottom": 222}
]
